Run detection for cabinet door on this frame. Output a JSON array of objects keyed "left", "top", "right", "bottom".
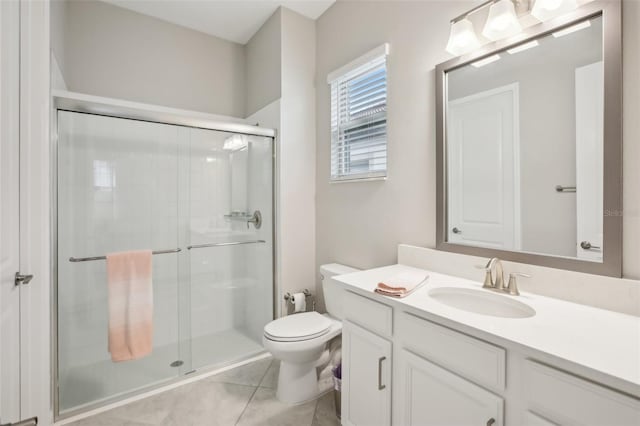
[
  {"left": 342, "top": 320, "right": 391, "bottom": 426},
  {"left": 396, "top": 350, "right": 504, "bottom": 426}
]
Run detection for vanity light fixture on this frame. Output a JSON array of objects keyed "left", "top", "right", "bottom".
[
  {"left": 531, "top": 0, "right": 578, "bottom": 22},
  {"left": 552, "top": 20, "right": 591, "bottom": 38},
  {"left": 507, "top": 40, "right": 539, "bottom": 54},
  {"left": 446, "top": 0, "right": 583, "bottom": 56},
  {"left": 482, "top": 0, "right": 522, "bottom": 41},
  {"left": 471, "top": 54, "right": 502, "bottom": 68},
  {"left": 445, "top": 18, "right": 481, "bottom": 56}
]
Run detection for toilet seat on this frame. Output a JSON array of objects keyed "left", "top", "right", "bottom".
[{"left": 264, "top": 312, "right": 332, "bottom": 342}]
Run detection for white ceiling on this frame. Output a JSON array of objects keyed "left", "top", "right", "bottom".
[{"left": 102, "top": 0, "right": 335, "bottom": 44}]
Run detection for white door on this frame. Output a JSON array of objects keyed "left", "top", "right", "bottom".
[
  {"left": 396, "top": 350, "right": 504, "bottom": 426},
  {"left": 342, "top": 320, "right": 391, "bottom": 426},
  {"left": 447, "top": 84, "right": 520, "bottom": 250},
  {"left": 0, "top": 1, "right": 22, "bottom": 424},
  {"left": 575, "top": 62, "right": 604, "bottom": 262}
]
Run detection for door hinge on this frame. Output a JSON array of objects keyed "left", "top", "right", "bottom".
[
  {"left": 14, "top": 272, "right": 34, "bottom": 286},
  {"left": 1, "top": 416, "right": 37, "bottom": 426}
]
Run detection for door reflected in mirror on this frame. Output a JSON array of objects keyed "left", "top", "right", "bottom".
[{"left": 445, "top": 16, "right": 603, "bottom": 262}]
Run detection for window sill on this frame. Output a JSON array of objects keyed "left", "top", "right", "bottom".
[{"left": 329, "top": 176, "right": 387, "bottom": 184}]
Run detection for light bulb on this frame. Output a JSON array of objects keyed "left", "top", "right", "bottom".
[
  {"left": 531, "top": 0, "right": 578, "bottom": 21},
  {"left": 446, "top": 18, "right": 481, "bottom": 56},
  {"left": 482, "top": 0, "right": 522, "bottom": 41}
]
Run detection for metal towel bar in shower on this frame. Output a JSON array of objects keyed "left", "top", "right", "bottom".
[
  {"left": 69, "top": 248, "right": 181, "bottom": 262},
  {"left": 187, "top": 240, "right": 266, "bottom": 250}
]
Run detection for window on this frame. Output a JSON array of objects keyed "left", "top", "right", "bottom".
[{"left": 328, "top": 44, "right": 388, "bottom": 181}]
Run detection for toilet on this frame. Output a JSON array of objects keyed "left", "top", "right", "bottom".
[{"left": 263, "top": 263, "right": 358, "bottom": 405}]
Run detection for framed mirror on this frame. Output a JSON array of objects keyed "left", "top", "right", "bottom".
[{"left": 435, "top": 0, "right": 622, "bottom": 277}]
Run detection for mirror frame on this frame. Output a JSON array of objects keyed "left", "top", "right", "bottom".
[{"left": 435, "top": 0, "right": 622, "bottom": 277}]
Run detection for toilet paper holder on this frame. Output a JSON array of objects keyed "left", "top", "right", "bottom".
[
  {"left": 283, "top": 289, "right": 315, "bottom": 314},
  {"left": 283, "top": 289, "right": 312, "bottom": 302}
]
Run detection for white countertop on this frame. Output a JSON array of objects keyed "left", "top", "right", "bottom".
[{"left": 335, "top": 264, "right": 640, "bottom": 396}]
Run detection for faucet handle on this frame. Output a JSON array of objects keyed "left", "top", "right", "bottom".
[
  {"left": 506, "top": 272, "right": 531, "bottom": 296},
  {"left": 478, "top": 262, "right": 495, "bottom": 289}
]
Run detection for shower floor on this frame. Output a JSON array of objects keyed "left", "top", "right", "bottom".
[{"left": 59, "top": 328, "right": 264, "bottom": 415}]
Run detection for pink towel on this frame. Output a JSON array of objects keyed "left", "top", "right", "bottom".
[
  {"left": 375, "top": 271, "right": 428, "bottom": 298},
  {"left": 107, "top": 250, "right": 153, "bottom": 362}
]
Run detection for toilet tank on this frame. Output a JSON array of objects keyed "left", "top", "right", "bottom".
[{"left": 321, "top": 263, "right": 359, "bottom": 320}]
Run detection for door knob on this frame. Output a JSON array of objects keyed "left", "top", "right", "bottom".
[
  {"left": 452, "top": 227, "right": 462, "bottom": 234},
  {"left": 1, "top": 417, "right": 37, "bottom": 426},
  {"left": 486, "top": 419, "right": 495, "bottom": 426},
  {"left": 580, "top": 241, "right": 601, "bottom": 250},
  {"left": 15, "top": 272, "right": 34, "bottom": 286}
]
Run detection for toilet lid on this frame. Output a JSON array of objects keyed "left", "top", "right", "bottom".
[{"left": 264, "top": 312, "right": 332, "bottom": 341}]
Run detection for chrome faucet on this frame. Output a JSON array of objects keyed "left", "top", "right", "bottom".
[{"left": 481, "top": 257, "right": 530, "bottom": 296}]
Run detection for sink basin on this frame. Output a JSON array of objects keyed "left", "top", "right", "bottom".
[{"left": 428, "top": 287, "right": 536, "bottom": 319}]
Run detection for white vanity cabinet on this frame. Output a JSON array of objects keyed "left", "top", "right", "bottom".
[
  {"left": 341, "top": 320, "right": 392, "bottom": 426},
  {"left": 339, "top": 290, "right": 640, "bottom": 426}
]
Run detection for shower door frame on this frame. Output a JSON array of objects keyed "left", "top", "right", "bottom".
[{"left": 51, "top": 90, "right": 278, "bottom": 421}]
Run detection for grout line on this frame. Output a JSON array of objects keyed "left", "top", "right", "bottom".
[
  {"left": 234, "top": 385, "right": 260, "bottom": 426},
  {"left": 310, "top": 398, "right": 320, "bottom": 426},
  {"left": 256, "top": 358, "right": 275, "bottom": 388}
]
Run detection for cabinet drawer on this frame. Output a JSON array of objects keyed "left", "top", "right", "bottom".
[
  {"left": 397, "top": 312, "right": 506, "bottom": 392},
  {"left": 343, "top": 291, "right": 392, "bottom": 337},
  {"left": 524, "top": 360, "right": 640, "bottom": 425}
]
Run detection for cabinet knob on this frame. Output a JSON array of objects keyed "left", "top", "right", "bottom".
[
  {"left": 452, "top": 227, "right": 462, "bottom": 234},
  {"left": 486, "top": 418, "right": 495, "bottom": 426}
]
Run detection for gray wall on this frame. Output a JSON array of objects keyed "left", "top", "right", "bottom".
[
  {"left": 50, "top": 0, "right": 67, "bottom": 82},
  {"left": 245, "top": 9, "right": 282, "bottom": 117},
  {"left": 315, "top": 0, "right": 640, "bottom": 280},
  {"left": 315, "top": 1, "right": 468, "bottom": 275},
  {"left": 622, "top": 0, "right": 640, "bottom": 280},
  {"left": 54, "top": 0, "right": 246, "bottom": 117},
  {"left": 278, "top": 7, "right": 317, "bottom": 302}
]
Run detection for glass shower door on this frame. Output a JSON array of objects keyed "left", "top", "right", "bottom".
[
  {"left": 56, "top": 110, "right": 275, "bottom": 417},
  {"left": 57, "top": 111, "right": 187, "bottom": 414},
  {"left": 187, "top": 129, "right": 274, "bottom": 370}
]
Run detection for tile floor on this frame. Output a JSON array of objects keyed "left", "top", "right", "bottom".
[{"left": 66, "top": 357, "right": 341, "bottom": 426}]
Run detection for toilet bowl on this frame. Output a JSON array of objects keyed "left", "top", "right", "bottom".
[
  {"left": 263, "top": 312, "right": 342, "bottom": 404},
  {"left": 263, "top": 263, "right": 358, "bottom": 405}
]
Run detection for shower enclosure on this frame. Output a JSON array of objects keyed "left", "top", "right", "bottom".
[{"left": 54, "top": 99, "right": 275, "bottom": 418}]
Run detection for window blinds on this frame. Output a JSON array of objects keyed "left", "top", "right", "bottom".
[{"left": 329, "top": 48, "right": 388, "bottom": 181}]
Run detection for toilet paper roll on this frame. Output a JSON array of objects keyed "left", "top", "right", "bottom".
[{"left": 292, "top": 292, "right": 306, "bottom": 313}]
